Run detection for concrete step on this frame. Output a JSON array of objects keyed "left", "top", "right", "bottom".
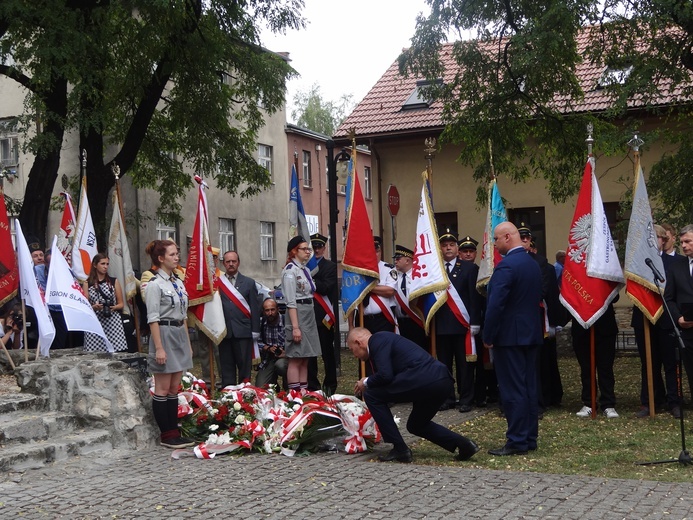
[
  {"left": 0, "top": 393, "right": 45, "bottom": 414},
  {"left": 0, "top": 428, "right": 113, "bottom": 472},
  {"left": 0, "top": 410, "right": 79, "bottom": 443}
]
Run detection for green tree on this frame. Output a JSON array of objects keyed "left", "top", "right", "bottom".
[
  {"left": 399, "top": 0, "right": 693, "bottom": 225},
  {"left": 292, "top": 83, "right": 353, "bottom": 135},
  {"left": 0, "top": 0, "right": 305, "bottom": 242}
]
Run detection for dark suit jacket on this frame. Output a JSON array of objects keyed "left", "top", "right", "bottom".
[
  {"left": 664, "top": 254, "right": 693, "bottom": 341},
  {"left": 436, "top": 259, "right": 483, "bottom": 335},
  {"left": 312, "top": 256, "right": 338, "bottom": 323},
  {"left": 220, "top": 272, "right": 260, "bottom": 338},
  {"left": 657, "top": 252, "right": 686, "bottom": 330},
  {"left": 529, "top": 251, "right": 566, "bottom": 327},
  {"left": 367, "top": 332, "right": 451, "bottom": 394},
  {"left": 483, "top": 247, "right": 543, "bottom": 347}
]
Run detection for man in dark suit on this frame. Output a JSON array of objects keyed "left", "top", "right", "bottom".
[
  {"left": 663, "top": 224, "right": 693, "bottom": 401},
  {"left": 483, "top": 222, "right": 543, "bottom": 456},
  {"left": 307, "top": 233, "right": 338, "bottom": 395},
  {"left": 435, "top": 229, "right": 483, "bottom": 412},
  {"left": 348, "top": 327, "right": 479, "bottom": 463},
  {"left": 218, "top": 251, "right": 260, "bottom": 387}
]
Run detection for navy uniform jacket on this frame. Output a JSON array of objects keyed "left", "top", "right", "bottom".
[
  {"left": 483, "top": 247, "right": 543, "bottom": 347},
  {"left": 664, "top": 254, "right": 693, "bottom": 341},
  {"left": 529, "top": 251, "right": 566, "bottom": 327},
  {"left": 220, "top": 272, "right": 260, "bottom": 338},
  {"left": 312, "top": 256, "right": 338, "bottom": 324},
  {"left": 436, "top": 259, "right": 482, "bottom": 335},
  {"left": 367, "top": 332, "right": 451, "bottom": 394}
]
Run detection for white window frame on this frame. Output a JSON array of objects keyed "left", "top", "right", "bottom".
[
  {"left": 258, "top": 144, "right": 273, "bottom": 180},
  {"left": 0, "top": 136, "right": 19, "bottom": 168},
  {"left": 363, "top": 166, "right": 372, "bottom": 200},
  {"left": 260, "top": 221, "right": 275, "bottom": 260},
  {"left": 219, "top": 218, "right": 236, "bottom": 253},
  {"left": 156, "top": 221, "right": 178, "bottom": 242},
  {"left": 302, "top": 150, "right": 312, "bottom": 188}
]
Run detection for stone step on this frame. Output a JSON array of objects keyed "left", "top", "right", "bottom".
[
  {"left": 0, "top": 393, "right": 45, "bottom": 414},
  {"left": 0, "top": 428, "right": 113, "bottom": 472},
  {"left": 0, "top": 410, "right": 79, "bottom": 444}
]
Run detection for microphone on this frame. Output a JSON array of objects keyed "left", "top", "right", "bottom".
[{"left": 645, "top": 257, "right": 665, "bottom": 283}]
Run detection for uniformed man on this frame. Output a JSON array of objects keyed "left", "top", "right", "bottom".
[
  {"left": 458, "top": 236, "right": 478, "bottom": 263},
  {"left": 357, "top": 236, "right": 398, "bottom": 334},
  {"left": 307, "top": 233, "right": 339, "bottom": 395},
  {"left": 435, "top": 229, "right": 483, "bottom": 412},
  {"left": 392, "top": 244, "right": 427, "bottom": 350}
]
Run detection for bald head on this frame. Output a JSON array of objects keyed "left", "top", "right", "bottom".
[
  {"left": 493, "top": 222, "right": 522, "bottom": 255},
  {"left": 347, "top": 327, "right": 372, "bottom": 361}
]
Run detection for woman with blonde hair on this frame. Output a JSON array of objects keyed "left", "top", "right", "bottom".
[{"left": 282, "top": 236, "right": 321, "bottom": 393}]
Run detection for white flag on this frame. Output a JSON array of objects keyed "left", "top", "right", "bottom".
[
  {"left": 107, "top": 191, "right": 136, "bottom": 313},
  {"left": 46, "top": 236, "right": 113, "bottom": 352},
  {"left": 15, "top": 221, "right": 55, "bottom": 357},
  {"left": 71, "top": 177, "right": 98, "bottom": 281}
]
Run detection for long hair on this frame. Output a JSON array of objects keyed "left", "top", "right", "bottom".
[
  {"left": 145, "top": 239, "right": 176, "bottom": 268},
  {"left": 87, "top": 253, "right": 109, "bottom": 286}
]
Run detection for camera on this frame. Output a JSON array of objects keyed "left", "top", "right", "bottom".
[
  {"left": 11, "top": 312, "right": 23, "bottom": 330},
  {"left": 101, "top": 298, "right": 114, "bottom": 317}
]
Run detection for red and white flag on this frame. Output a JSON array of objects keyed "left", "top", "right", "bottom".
[
  {"left": 46, "top": 236, "right": 113, "bottom": 351},
  {"left": 185, "top": 179, "right": 226, "bottom": 345},
  {"left": 57, "top": 192, "right": 76, "bottom": 264},
  {"left": 15, "top": 221, "right": 55, "bottom": 356},
  {"left": 0, "top": 186, "right": 18, "bottom": 307},
  {"left": 560, "top": 157, "right": 624, "bottom": 328},
  {"left": 71, "top": 178, "right": 98, "bottom": 281},
  {"left": 624, "top": 157, "right": 664, "bottom": 323}
]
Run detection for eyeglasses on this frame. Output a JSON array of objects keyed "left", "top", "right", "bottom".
[{"left": 298, "top": 247, "right": 313, "bottom": 253}]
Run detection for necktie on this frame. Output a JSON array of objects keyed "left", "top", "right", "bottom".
[
  {"left": 446, "top": 262, "right": 451, "bottom": 275},
  {"left": 228, "top": 274, "right": 235, "bottom": 285},
  {"left": 401, "top": 272, "right": 407, "bottom": 296}
]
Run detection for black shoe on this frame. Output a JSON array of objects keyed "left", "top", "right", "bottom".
[
  {"left": 475, "top": 400, "right": 487, "bottom": 408},
  {"left": 161, "top": 437, "right": 196, "bottom": 449},
  {"left": 439, "top": 402, "right": 454, "bottom": 412},
  {"left": 488, "top": 446, "right": 528, "bottom": 456},
  {"left": 378, "top": 448, "right": 413, "bottom": 463},
  {"left": 670, "top": 406, "right": 682, "bottom": 419},
  {"left": 458, "top": 404, "right": 473, "bottom": 413},
  {"left": 455, "top": 438, "right": 479, "bottom": 461}
]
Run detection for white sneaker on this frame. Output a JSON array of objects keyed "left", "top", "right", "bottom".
[
  {"left": 575, "top": 406, "right": 592, "bottom": 417},
  {"left": 604, "top": 407, "right": 619, "bottom": 419}
]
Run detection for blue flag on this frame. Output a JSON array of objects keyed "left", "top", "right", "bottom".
[{"left": 289, "top": 164, "right": 316, "bottom": 270}]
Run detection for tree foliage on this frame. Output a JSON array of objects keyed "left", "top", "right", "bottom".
[
  {"left": 0, "top": 0, "right": 305, "bottom": 242},
  {"left": 399, "top": 0, "right": 693, "bottom": 225},
  {"left": 292, "top": 83, "right": 353, "bottom": 136}
]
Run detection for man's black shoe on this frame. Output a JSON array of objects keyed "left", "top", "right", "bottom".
[
  {"left": 671, "top": 406, "right": 682, "bottom": 419},
  {"left": 455, "top": 438, "right": 480, "bottom": 461},
  {"left": 439, "top": 402, "right": 454, "bottom": 411},
  {"left": 488, "top": 446, "right": 528, "bottom": 456},
  {"left": 458, "top": 404, "right": 473, "bottom": 413},
  {"left": 378, "top": 448, "right": 413, "bottom": 463}
]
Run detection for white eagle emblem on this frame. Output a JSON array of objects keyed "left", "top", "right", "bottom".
[{"left": 568, "top": 214, "right": 591, "bottom": 264}]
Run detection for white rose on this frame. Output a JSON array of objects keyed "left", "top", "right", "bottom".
[
  {"left": 209, "top": 424, "right": 219, "bottom": 431},
  {"left": 233, "top": 402, "right": 242, "bottom": 411},
  {"left": 235, "top": 414, "right": 246, "bottom": 425}
]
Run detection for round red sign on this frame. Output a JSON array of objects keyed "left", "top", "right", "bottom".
[{"left": 387, "top": 184, "right": 400, "bottom": 217}]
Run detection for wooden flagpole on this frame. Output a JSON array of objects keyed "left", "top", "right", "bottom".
[{"left": 424, "top": 138, "right": 438, "bottom": 359}]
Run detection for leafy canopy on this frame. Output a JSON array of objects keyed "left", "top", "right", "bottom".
[{"left": 292, "top": 83, "right": 354, "bottom": 136}]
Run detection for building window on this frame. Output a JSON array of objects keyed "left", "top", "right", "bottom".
[
  {"left": 363, "top": 166, "right": 372, "bottom": 200},
  {"left": 219, "top": 218, "right": 236, "bottom": 253},
  {"left": 302, "top": 150, "right": 312, "bottom": 188},
  {"left": 260, "top": 221, "right": 275, "bottom": 260},
  {"left": 402, "top": 79, "right": 443, "bottom": 110},
  {"left": 258, "top": 144, "right": 273, "bottom": 179},
  {"left": 9, "top": 216, "right": 17, "bottom": 248},
  {"left": 157, "top": 221, "right": 177, "bottom": 242},
  {"left": 0, "top": 136, "right": 19, "bottom": 168}
]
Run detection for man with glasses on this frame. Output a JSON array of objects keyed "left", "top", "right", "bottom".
[{"left": 255, "top": 298, "right": 288, "bottom": 390}]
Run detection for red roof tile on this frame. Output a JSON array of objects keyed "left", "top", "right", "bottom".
[{"left": 336, "top": 26, "right": 689, "bottom": 139}]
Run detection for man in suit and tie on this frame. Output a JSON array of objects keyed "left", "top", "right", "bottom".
[
  {"left": 218, "top": 251, "right": 261, "bottom": 387},
  {"left": 435, "top": 229, "right": 483, "bottom": 412},
  {"left": 348, "top": 327, "right": 479, "bottom": 463},
  {"left": 663, "top": 224, "right": 693, "bottom": 402},
  {"left": 307, "top": 233, "right": 339, "bottom": 395},
  {"left": 483, "top": 222, "right": 543, "bottom": 456}
]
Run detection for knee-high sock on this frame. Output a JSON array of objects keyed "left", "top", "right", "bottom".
[
  {"left": 152, "top": 394, "right": 169, "bottom": 434},
  {"left": 167, "top": 394, "right": 180, "bottom": 432}
]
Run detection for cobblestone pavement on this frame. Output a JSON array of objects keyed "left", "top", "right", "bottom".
[{"left": 2, "top": 402, "right": 693, "bottom": 520}]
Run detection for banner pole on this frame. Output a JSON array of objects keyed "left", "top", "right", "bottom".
[{"left": 590, "top": 326, "right": 597, "bottom": 419}]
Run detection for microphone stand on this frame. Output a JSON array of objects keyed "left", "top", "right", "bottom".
[{"left": 637, "top": 264, "right": 692, "bottom": 466}]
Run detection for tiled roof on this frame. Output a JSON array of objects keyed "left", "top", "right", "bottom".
[{"left": 335, "top": 26, "right": 689, "bottom": 139}]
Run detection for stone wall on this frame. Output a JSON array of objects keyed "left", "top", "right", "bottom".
[{"left": 11, "top": 349, "right": 158, "bottom": 450}]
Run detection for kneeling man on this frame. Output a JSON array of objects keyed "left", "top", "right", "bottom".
[{"left": 347, "top": 327, "right": 479, "bottom": 463}]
